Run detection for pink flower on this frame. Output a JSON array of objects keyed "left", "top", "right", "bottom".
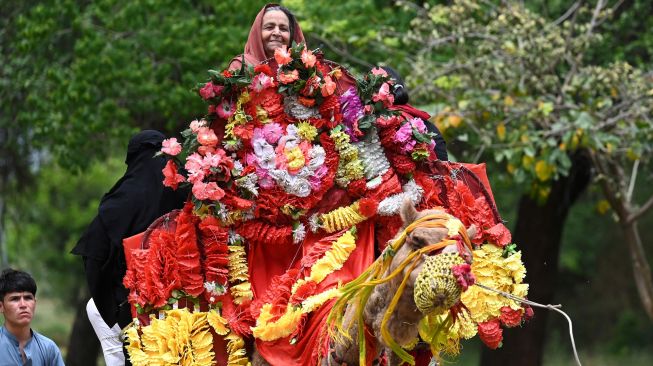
[
  {"left": 409, "top": 117, "right": 427, "bottom": 133},
  {"left": 394, "top": 122, "right": 413, "bottom": 143},
  {"left": 185, "top": 152, "right": 204, "bottom": 174},
  {"left": 251, "top": 73, "right": 275, "bottom": 92},
  {"left": 216, "top": 98, "right": 236, "bottom": 119},
  {"left": 274, "top": 46, "right": 292, "bottom": 65},
  {"left": 190, "top": 119, "right": 207, "bottom": 133},
  {"left": 301, "top": 48, "right": 316, "bottom": 68},
  {"left": 451, "top": 263, "right": 475, "bottom": 291},
  {"left": 321, "top": 76, "right": 337, "bottom": 97},
  {"left": 199, "top": 82, "right": 215, "bottom": 100},
  {"left": 371, "top": 67, "right": 388, "bottom": 77},
  {"left": 162, "top": 160, "right": 186, "bottom": 189},
  {"left": 262, "top": 123, "right": 283, "bottom": 144},
  {"left": 202, "top": 151, "right": 224, "bottom": 169},
  {"left": 372, "top": 82, "right": 395, "bottom": 107},
  {"left": 192, "top": 181, "right": 225, "bottom": 201},
  {"left": 161, "top": 138, "right": 182, "bottom": 156},
  {"left": 278, "top": 69, "right": 299, "bottom": 84},
  {"left": 196, "top": 127, "right": 218, "bottom": 147}
]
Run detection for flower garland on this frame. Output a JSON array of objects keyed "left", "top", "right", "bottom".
[{"left": 251, "top": 228, "right": 357, "bottom": 341}]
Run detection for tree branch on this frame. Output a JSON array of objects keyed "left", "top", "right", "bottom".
[
  {"left": 306, "top": 34, "right": 373, "bottom": 69},
  {"left": 628, "top": 195, "right": 653, "bottom": 225},
  {"left": 551, "top": 1, "right": 582, "bottom": 26}
]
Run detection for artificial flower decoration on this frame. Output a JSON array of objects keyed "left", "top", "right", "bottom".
[
  {"left": 274, "top": 46, "right": 292, "bottom": 65},
  {"left": 161, "top": 137, "right": 182, "bottom": 156},
  {"left": 134, "top": 45, "right": 530, "bottom": 366}
]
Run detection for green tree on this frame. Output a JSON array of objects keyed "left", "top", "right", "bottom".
[{"left": 401, "top": 0, "right": 652, "bottom": 364}]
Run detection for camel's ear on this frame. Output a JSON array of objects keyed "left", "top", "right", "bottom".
[
  {"left": 400, "top": 198, "right": 418, "bottom": 225},
  {"left": 466, "top": 224, "right": 477, "bottom": 240}
]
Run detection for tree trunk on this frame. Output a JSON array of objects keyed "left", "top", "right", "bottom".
[
  {"left": 622, "top": 218, "right": 653, "bottom": 319},
  {"left": 65, "top": 295, "right": 101, "bottom": 366},
  {"left": 480, "top": 152, "right": 591, "bottom": 366}
]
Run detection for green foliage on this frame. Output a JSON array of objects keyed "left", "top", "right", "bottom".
[
  {"left": 3, "top": 0, "right": 268, "bottom": 171},
  {"left": 5, "top": 158, "right": 125, "bottom": 303},
  {"left": 403, "top": 0, "right": 653, "bottom": 202},
  {"left": 286, "top": 0, "right": 414, "bottom": 74}
]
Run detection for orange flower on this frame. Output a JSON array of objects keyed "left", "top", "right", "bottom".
[
  {"left": 298, "top": 96, "right": 316, "bottom": 107},
  {"left": 196, "top": 127, "right": 218, "bottom": 147},
  {"left": 278, "top": 69, "right": 299, "bottom": 84},
  {"left": 321, "top": 75, "right": 337, "bottom": 97},
  {"left": 331, "top": 68, "right": 343, "bottom": 79},
  {"left": 301, "top": 48, "right": 316, "bottom": 68},
  {"left": 274, "top": 46, "right": 292, "bottom": 65}
]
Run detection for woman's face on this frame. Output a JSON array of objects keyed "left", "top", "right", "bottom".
[{"left": 262, "top": 10, "right": 290, "bottom": 58}]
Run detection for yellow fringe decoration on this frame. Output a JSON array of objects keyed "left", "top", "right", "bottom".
[
  {"left": 125, "top": 309, "right": 215, "bottom": 366},
  {"left": 319, "top": 202, "right": 367, "bottom": 233},
  {"left": 326, "top": 212, "right": 472, "bottom": 366},
  {"left": 227, "top": 245, "right": 253, "bottom": 304},
  {"left": 225, "top": 332, "right": 251, "bottom": 366}
]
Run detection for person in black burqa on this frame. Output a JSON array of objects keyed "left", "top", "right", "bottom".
[{"left": 71, "top": 130, "right": 188, "bottom": 365}]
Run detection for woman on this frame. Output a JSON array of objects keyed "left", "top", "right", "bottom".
[
  {"left": 228, "top": 4, "right": 304, "bottom": 70},
  {"left": 72, "top": 130, "right": 187, "bottom": 365},
  {"left": 382, "top": 66, "right": 449, "bottom": 161}
]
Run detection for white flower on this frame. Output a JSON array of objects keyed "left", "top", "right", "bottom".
[{"left": 293, "top": 223, "right": 306, "bottom": 244}]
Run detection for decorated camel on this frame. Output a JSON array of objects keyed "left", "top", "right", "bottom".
[{"left": 121, "top": 44, "right": 531, "bottom": 366}]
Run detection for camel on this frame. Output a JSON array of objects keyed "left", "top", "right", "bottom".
[{"left": 252, "top": 199, "right": 476, "bottom": 366}]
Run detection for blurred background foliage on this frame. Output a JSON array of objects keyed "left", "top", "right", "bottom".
[{"left": 1, "top": 0, "right": 651, "bottom": 365}]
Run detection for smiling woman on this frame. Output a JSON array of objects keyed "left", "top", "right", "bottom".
[{"left": 228, "top": 4, "right": 304, "bottom": 70}]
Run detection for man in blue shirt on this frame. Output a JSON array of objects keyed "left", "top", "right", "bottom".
[{"left": 0, "top": 268, "right": 65, "bottom": 366}]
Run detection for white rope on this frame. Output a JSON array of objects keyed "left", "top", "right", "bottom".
[{"left": 474, "top": 283, "right": 582, "bottom": 366}]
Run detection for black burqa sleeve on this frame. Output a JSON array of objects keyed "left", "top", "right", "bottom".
[{"left": 72, "top": 130, "right": 188, "bottom": 327}]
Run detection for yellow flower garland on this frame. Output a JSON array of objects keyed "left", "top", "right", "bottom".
[
  {"left": 319, "top": 201, "right": 367, "bottom": 233},
  {"left": 460, "top": 244, "right": 528, "bottom": 323}
]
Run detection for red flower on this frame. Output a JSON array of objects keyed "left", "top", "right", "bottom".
[
  {"left": 358, "top": 198, "right": 378, "bottom": 217},
  {"left": 162, "top": 160, "right": 186, "bottom": 189},
  {"left": 254, "top": 64, "right": 274, "bottom": 76},
  {"left": 478, "top": 319, "right": 503, "bottom": 349},
  {"left": 298, "top": 96, "right": 316, "bottom": 107},
  {"left": 500, "top": 306, "right": 523, "bottom": 328},
  {"left": 485, "top": 223, "right": 512, "bottom": 247},
  {"left": 199, "top": 82, "right": 215, "bottom": 100},
  {"left": 290, "top": 281, "right": 317, "bottom": 305},
  {"left": 300, "top": 75, "right": 321, "bottom": 97},
  {"left": 319, "top": 95, "right": 342, "bottom": 127},
  {"left": 222, "top": 70, "right": 232, "bottom": 77},
  {"left": 347, "top": 178, "right": 367, "bottom": 197},
  {"left": 233, "top": 124, "right": 254, "bottom": 142},
  {"left": 389, "top": 153, "right": 416, "bottom": 174}
]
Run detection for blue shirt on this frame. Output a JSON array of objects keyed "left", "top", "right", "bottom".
[{"left": 0, "top": 326, "right": 65, "bottom": 366}]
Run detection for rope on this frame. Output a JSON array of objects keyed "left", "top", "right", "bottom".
[{"left": 474, "top": 283, "right": 582, "bottom": 366}]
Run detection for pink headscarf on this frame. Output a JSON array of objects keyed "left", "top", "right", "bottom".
[{"left": 229, "top": 4, "right": 306, "bottom": 70}]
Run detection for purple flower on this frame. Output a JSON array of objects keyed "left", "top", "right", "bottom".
[{"left": 340, "top": 87, "right": 364, "bottom": 141}]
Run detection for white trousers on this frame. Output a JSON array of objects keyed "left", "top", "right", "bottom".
[{"left": 86, "top": 298, "right": 126, "bottom": 366}]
